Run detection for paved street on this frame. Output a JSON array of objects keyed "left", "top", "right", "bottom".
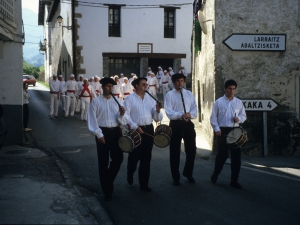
[{"left": 28, "top": 83, "right": 300, "bottom": 225}]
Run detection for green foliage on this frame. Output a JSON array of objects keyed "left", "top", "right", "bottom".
[{"left": 23, "top": 60, "right": 42, "bottom": 79}]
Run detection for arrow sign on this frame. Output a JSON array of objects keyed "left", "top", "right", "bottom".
[
  {"left": 223, "top": 34, "right": 286, "bottom": 51},
  {"left": 242, "top": 99, "right": 278, "bottom": 111}
]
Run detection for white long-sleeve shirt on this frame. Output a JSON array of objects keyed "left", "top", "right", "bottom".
[
  {"left": 160, "top": 75, "right": 171, "bottom": 85},
  {"left": 50, "top": 79, "right": 60, "bottom": 92},
  {"left": 178, "top": 69, "right": 187, "bottom": 77},
  {"left": 77, "top": 84, "right": 97, "bottom": 98},
  {"left": 164, "top": 88, "right": 198, "bottom": 120},
  {"left": 59, "top": 81, "right": 65, "bottom": 93},
  {"left": 23, "top": 90, "right": 30, "bottom": 104},
  {"left": 113, "top": 82, "right": 123, "bottom": 96},
  {"left": 124, "top": 93, "right": 163, "bottom": 130},
  {"left": 88, "top": 95, "right": 128, "bottom": 138},
  {"left": 92, "top": 82, "right": 102, "bottom": 95},
  {"left": 64, "top": 80, "right": 78, "bottom": 92},
  {"left": 168, "top": 71, "right": 174, "bottom": 76},
  {"left": 147, "top": 76, "right": 159, "bottom": 88},
  {"left": 210, "top": 95, "right": 247, "bottom": 132},
  {"left": 156, "top": 70, "right": 163, "bottom": 81},
  {"left": 122, "top": 82, "right": 133, "bottom": 94}
]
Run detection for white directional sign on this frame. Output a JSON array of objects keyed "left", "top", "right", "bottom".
[
  {"left": 242, "top": 99, "right": 278, "bottom": 111},
  {"left": 223, "top": 34, "right": 286, "bottom": 51}
]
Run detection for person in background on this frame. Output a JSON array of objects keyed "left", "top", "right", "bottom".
[
  {"left": 147, "top": 72, "right": 159, "bottom": 99},
  {"left": 122, "top": 77, "right": 133, "bottom": 100},
  {"left": 160, "top": 70, "right": 172, "bottom": 99},
  {"left": 75, "top": 75, "right": 84, "bottom": 113},
  {"left": 64, "top": 74, "right": 78, "bottom": 117},
  {"left": 77, "top": 78, "right": 96, "bottom": 121},
  {"left": 58, "top": 75, "right": 66, "bottom": 112},
  {"left": 49, "top": 74, "right": 60, "bottom": 117},
  {"left": 119, "top": 73, "right": 125, "bottom": 84},
  {"left": 23, "top": 83, "right": 32, "bottom": 132},
  {"left": 156, "top": 66, "right": 163, "bottom": 95}
]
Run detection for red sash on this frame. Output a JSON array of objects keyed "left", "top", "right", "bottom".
[
  {"left": 80, "top": 85, "right": 92, "bottom": 102},
  {"left": 50, "top": 91, "right": 60, "bottom": 100}
]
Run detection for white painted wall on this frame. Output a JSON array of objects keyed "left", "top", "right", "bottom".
[{"left": 75, "top": 0, "right": 193, "bottom": 77}]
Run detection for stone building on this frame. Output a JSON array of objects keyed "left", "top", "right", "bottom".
[
  {"left": 38, "top": 0, "right": 193, "bottom": 82},
  {"left": 0, "top": 0, "right": 23, "bottom": 145},
  {"left": 193, "top": 0, "right": 300, "bottom": 156}
]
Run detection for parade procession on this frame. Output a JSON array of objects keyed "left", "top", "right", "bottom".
[{"left": 2, "top": 0, "right": 300, "bottom": 224}]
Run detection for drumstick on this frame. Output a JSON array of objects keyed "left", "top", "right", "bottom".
[
  {"left": 179, "top": 87, "right": 190, "bottom": 121},
  {"left": 109, "top": 92, "right": 122, "bottom": 108},
  {"left": 143, "top": 132, "right": 163, "bottom": 141},
  {"left": 145, "top": 90, "right": 162, "bottom": 107}
]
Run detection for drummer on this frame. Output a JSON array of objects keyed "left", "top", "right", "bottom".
[
  {"left": 87, "top": 77, "right": 127, "bottom": 201},
  {"left": 124, "top": 77, "right": 163, "bottom": 192},
  {"left": 164, "top": 73, "right": 198, "bottom": 186},
  {"left": 210, "top": 79, "right": 246, "bottom": 189}
]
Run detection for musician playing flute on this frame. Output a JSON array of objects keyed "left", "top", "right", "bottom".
[
  {"left": 164, "top": 73, "right": 198, "bottom": 186},
  {"left": 124, "top": 77, "right": 163, "bottom": 192},
  {"left": 210, "top": 79, "right": 246, "bottom": 189},
  {"left": 87, "top": 77, "right": 127, "bottom": 201}
]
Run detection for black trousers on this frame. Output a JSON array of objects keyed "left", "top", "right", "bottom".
[
  {"left": 213, "top": 127, "right": 241, "bottom": 182},
  {"left": 169, "top": 120, "right": 196, "bottom": 182},
  {"left": 95, "top": 127, "right": 123, "bottom": 195},
  {"left": 23, "top": 104, "right": 29, "bottom": 129},
  {"left": 127, "top": 124, "right": 154, "bottom": 188}
]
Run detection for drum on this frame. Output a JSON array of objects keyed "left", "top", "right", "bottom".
[
  {"left": 118, "top": 130, "right": 141, "bottom": 153},
  {"left": 153, "top": 125, "right": 172, "bottom": 148},
  {"left": 226, "top": 127, "right": 248, "bottom": 148}
]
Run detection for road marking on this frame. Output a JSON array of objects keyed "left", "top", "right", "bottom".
[
  {"left": 62, "top": 149, "right": 81, "bottom": 154},
  {"left": 242, "top": 165, "right": 300, "bottom": 182}
]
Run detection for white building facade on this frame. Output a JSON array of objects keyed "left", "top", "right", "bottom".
[
  {"left": 39, "top": 0, "right": 193, "bottom": 81},
  {"left": 0, "top": 0, "right": 23, "bottom": 145}
]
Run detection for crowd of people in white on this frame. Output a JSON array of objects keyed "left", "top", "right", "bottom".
[{"left": 48, "top": 65, "right": 187, "bottom": 121}]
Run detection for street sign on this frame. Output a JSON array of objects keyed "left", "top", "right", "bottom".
[
  {"left": 223, "top": 34, "right": 286, "bottom": 51},
  {"left": 242, "top": 99, "right": 278, "bottom": 111}
]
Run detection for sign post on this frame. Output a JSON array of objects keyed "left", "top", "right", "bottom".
[
  {"left": 242, "top": 99, "right": 278, "bottom": 156},
  {"left": 223, "top": 34, "right": 286, "bottom": 51}
]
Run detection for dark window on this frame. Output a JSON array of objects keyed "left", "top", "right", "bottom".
[
  {"left": 109, "top": 6, "right": 121, "bottom": 37},
  {"left": 109, "top": 58, "right": 140, "bottom": 76},
  {"left": 164, "top": 8, "right": 175, "bottom": 38}
]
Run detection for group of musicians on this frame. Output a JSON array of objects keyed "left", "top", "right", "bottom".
[{"left": 87, "top": 72, "right": 247, "bottom": 201}]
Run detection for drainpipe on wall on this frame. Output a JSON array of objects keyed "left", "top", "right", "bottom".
[{"left": 72, "top": 0, "right": 77, "bottom": 77}]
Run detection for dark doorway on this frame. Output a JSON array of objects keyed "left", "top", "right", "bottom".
[{"left": 148, "top": 58, "right": 174, "bottom": 75}]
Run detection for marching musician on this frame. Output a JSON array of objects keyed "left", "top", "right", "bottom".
[
  {"left": 77, "top": 78, "right": 96, "bottom": 121},
  {"left": 87, "top": 77, "right": 127, "bottom": 201},
  {"left": 64, "top": 74, "right": 78, "bottom": 117},
  {"left": 122, "top": 77, "right": 133, "bottom": 100},
  {"left": 210, "top": 79, "right": 246, "bottom": 189},
  {"left": 75, "top": 75, "right": 84, "bottom": 113},
  {"left": 49, "top": 74, "right": 60, "bottom": 117},
  {"left": 124, "top": 77, "right": 163, "bottom": 192},
  {"left": 164, "top": 73, "right": 198, "bottom": 186}
]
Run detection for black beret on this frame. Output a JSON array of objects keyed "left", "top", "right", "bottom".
[
  {"left": 171, "top": 73, "right": 186, "bottom": 82},
  {"left": 131, "top": 77, "right": 147, "bottom": 87},
  {"left": 100, "top": 77, "right": 117, "bottom": 86}
]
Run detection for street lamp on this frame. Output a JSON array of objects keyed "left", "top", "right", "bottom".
[{"left": 57, "top": 15, "right": 72, "bottom": 30}]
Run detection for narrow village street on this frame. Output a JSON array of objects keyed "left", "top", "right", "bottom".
[{"left": 12, "top": 84, "right": 300, "bottom": 225}]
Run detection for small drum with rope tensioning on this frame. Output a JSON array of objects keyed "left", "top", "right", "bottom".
[
  {"left": 118, "top": 130, "right": 142, "bottom": 153},
  {"left": 226, "top": 127, "right": 248, "bottom": 148}
]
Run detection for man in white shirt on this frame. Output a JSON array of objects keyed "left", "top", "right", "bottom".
[
  {"left": 210, "top": 79, "right": 246, "bottom": 189},
  {"left": 88, "top": 77, "right": 127, "bottom": 201},
  {"left": 146, "top": 67, "right": 152, "bottom": 78},
  {"left": 49, "top": 74, "right": 60, "bottom": 117},
  {"left": 93, "top": 75, "right": 102, "bottom": 97},
  {"left": 146, "top": 72, "right": 159, "bottom": 99},
  {"left": 124, "top": 77, "right": 163, "bottom": 192},
  {"left": 77, "top": 78, "right": 96, "bottom": 121},
  {"left": 119, "top": 73, "right": 125, "bottom": 84},
  {"left": 128, "top": 73, "right": 135, "bottom": 84},
  {"left": 112, "top": 75, "right": 123, "bottom": 100},
  {"left": 156, "top": 66, "right": 163, "bottom": 95},
  {"left": 89, "top": 77, "right": 94, "bottom": 86},
  {"left": 160, "top": 70, "right": 171, "bottom": 98},
  {"left": 122, "top": 77, "right": 133, "bottom": 100},
  {"left": 178, "top": 65, "right": 188, "bottom": 89},
  {"left": 168, "top": 67, "right": 175, "bottom": 89},
  {"left": 164, "top": 73, "right": 198, "bottom": 186},
  {"left": 64, "top": 74, "right": 78, "bottom": 117},
  {"left": 75, "top": 75, "right": 84, "bottom": 113},
  {"left": 58, "top": 75, "right": 66, "bottom": 112}
]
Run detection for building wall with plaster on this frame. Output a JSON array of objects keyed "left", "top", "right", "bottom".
[{"left": 194, "top": 0, "right": 300, "bottom": 155}]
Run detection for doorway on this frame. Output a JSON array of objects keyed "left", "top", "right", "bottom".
[{"left": 148, "top": 58, "right": 174, "bottom": 74}]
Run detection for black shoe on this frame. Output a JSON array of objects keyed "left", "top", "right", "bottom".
[
  {"left": 104, "top": 194, "right": 112, "bottom": 201},
  {"left": 127, "top": 174, "right": 133, "bottom": 185},
  {"left": 211, "top": 174, "right": 218, "bottom": 184},
  {"left": 173, "top": 180, "right": 180, "bottom": 186},
  {"left": 183, "top": 174, "right": 195, "bottom": 183},
  {"left": 230, "top": 181, "right": 243, "bottom": 190},
  {"left": 140, "top": 187, "right": 152, "bottom": 192}
]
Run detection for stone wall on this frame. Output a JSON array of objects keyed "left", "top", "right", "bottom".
[{"left": 194, "top": 0, "right": 300, "bottom": 155}]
